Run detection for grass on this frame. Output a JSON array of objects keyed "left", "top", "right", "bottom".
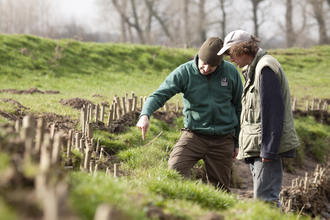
[
  {"left": 294, "top": 116, "right": 330, "bottom": 163},
  {"left": 269, "top": 46, "right": 330, "bottom": 99},
  {"left": 0, "top": 34, "right": 328, "bottom": 219}
]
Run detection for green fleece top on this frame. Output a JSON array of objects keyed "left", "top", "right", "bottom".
[{"left": 141, "top": 54, "right": 243, "bottom": 147}]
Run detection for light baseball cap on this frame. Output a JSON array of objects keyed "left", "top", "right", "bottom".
[{"left": 217, "top": 30, "right": 252, "bottom": 55}]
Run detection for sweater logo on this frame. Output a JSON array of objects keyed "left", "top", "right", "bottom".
[{"left": 221, "top": 78, "right": 228, "bottom": 86}]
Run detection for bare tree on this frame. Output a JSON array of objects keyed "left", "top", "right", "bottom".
[
  {"left": 95, "top": 0, "right": 127, "bottom": 42},
  {"left": 285, "top": 0, "right": 294, "bottom": 47},
  {"left": 91, "top": 0, "right": 324, "bottom": 47},
  {"left": 250, "top": 0, "right": 265, "bottom": 37},
  {"left": 95, "top": 0, "right": 239, "bottom": 46},
  {"left": 219, "top": 0, "right": 227, "bottom": 39},
  {"left": 283, "top": 0, "right": 308, "bottom": 47},
  {"left": 144, "top": 0, "right": 154, "bottom": 43},
  {"left": 120, "top": 0, "right": 129, "bottom": 42},
  {"left": 99, "top": 0, "right": 173, "bottom": 44},
  {"left": 111, "top": 0, "right": 146, "bottom": 43},
  {"left": 197, "top": 0, "right": 207, "bottom": 44},
  {"left": 184, "top": 0, "right": 190, "bottom": 46},
  {"left": 145, "top": 0, "right": 172, "bottom": 40},
  {"left": 0, "top": 0, "right": 57, "bottom": 36},
  {"left": 308, "top": 0, "right": 329, "bottom": 45}
]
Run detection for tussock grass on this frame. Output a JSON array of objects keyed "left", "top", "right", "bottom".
[
  {"left": 69, "top": 172, "right": 146, "bottom": 220},
  {"left": 295, "top": 116, "right": 330, "bottom": 163},
  {"left": 225, "top": 200, "right": 309, "bottom": 220}
]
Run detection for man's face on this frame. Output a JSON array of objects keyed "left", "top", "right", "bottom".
[
  {"left": 229, "top": 53, "right": 252, "bottom": 68},
  {"left": 198, "top": 59, "right": 217, "bottom": 75}
]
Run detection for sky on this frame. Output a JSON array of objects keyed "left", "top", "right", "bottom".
[{"left": 57, "top": 0, "right": 99, "bottom": 30}]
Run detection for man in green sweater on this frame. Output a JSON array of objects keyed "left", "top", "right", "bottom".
[{"left": 137, "top": 37, "right": 243, "bottom": 191}]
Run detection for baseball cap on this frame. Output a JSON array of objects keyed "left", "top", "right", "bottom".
[
  {"left": 198, "top": 37, "right": 224, "bottom": 66},
  {"left": 217, "top": 30, "right": 252, "bottom": 55}
]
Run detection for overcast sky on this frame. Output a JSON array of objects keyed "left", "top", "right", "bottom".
[
  {"left": 58, "top": 0, "right": 97, "bottom": 18},
  {"left": 57, "top": 0, "right": 99, "bottom": 31}
]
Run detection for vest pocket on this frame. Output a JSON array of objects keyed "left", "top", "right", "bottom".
[
  {"left": 244, "top": 86, "right": 256, "bottom": 122},
  {"left": 239, "top": 124, "right": 261, "bottom": 156},
  {"left": 243, "top": 85, "right": 261, "bottom": 123}
]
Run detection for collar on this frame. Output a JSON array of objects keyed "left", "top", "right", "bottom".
[
  {"left": 245, "top": 48, "right": 263, "bottom": 79},
  {"left": 247, "top": 48, "right": 267, "bottom": 80}
]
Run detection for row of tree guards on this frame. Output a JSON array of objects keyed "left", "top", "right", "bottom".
[
  {"left": 11, "top": 92, "right": 180, "bottom": 174},
  {"left": 81, "top": 94, "right": 329, "bottom": 139},
  {"left": 76, "top": 95, "right": 329, "bottom": 176},
  {"left": 81, "top": 91, "right": 181, "bottom": 134},
  {"left": 78, "top": 92, "right": 180, "bottom": 168},
  {"left": 12, "top": 94, "right": 329, "bottom": 179},
  {"left": 292, "top": 98, "right": 329, "bottom": 112},
  {"left": 0, "top": 92, "right": 181, "bottom": 219},
  {"left": 0, "top": 113, "right": 138, "bottom": 220}
]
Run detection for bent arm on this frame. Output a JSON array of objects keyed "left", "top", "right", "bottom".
[{"left": 138, "top": 66, "right": 186, "bottom": 139}]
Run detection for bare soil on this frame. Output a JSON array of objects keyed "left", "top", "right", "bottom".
[
  {"left": 59, "top": 97, "right": 94, "bottom": 110},
  {"left": 0, "top": 88, "right": 60, "bottom": 94},
  {"left": 230, "top": 157, "right": 319, "bottom": 199},
  {"left": 0, "top": 97, "right": 80, "bottom": 134}
]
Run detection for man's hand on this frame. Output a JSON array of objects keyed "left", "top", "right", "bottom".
[
  {"left": 262, "top": 158, "right": 272, "bottom": 162},
  {"left": 136, "top": 115, "right": 149, "bottom": 140},
  {"left": 233, "top": 147, "right": 239, "bottom": 159}
]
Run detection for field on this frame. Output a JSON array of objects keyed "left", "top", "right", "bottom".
[{"left": 0, "top": 34, "right": 330, "bottom": 220}]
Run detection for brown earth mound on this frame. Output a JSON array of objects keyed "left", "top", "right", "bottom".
[
  {"left": 0, "top": 98, "right": 79, "bottom": 134},
  {"left": 152, "top": 111, "right": 182, "bottom": 125},
  {"left": 0, "top": 98, "right": 29, "bottom": 121},
  {"left": 0, "top": 110, "right": 79, "bottom": 135},
  {"left": 0, "top": 88, "right": 60, "bottom": 94},
  {"left": 59, "top": 97, "right": 94, "bottom": 109},
  {"left": 293, "top": 109, "right": 330, "bottom": 125},
  {"left": 230, "top": 157, "right": 319, "bottom": 199},
  {"left": 0, "top": 98, "right": 29, "bottom": 109},
  {"left": 42, "top": 112, "right": 80, "bottom": 133},
  {"left": 92, "top": 94, "right": 107, "bottom": 98}
]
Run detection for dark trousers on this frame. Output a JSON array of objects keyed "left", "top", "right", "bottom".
[{"left": 168, "top": 130, "right": 235, "bottom": 191}]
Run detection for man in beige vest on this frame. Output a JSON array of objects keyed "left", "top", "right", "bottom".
[{"left": 217, "top": 30, "right": 300, "bottom": 207}]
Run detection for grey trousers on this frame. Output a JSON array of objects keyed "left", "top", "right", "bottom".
[
  {"left": 168, "top": 130, "right": 235, "bottom": 191},
  {"left": 249, "top": 156, "right": 283, "bottom": 207}
]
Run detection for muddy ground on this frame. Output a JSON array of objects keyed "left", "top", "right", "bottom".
[{"left": 230, "top": 157, "right": 319, "bottom": 199}]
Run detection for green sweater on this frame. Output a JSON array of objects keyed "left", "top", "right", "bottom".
[{"left": 141, "top": 54, "right": 243, "bottom": 147}]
